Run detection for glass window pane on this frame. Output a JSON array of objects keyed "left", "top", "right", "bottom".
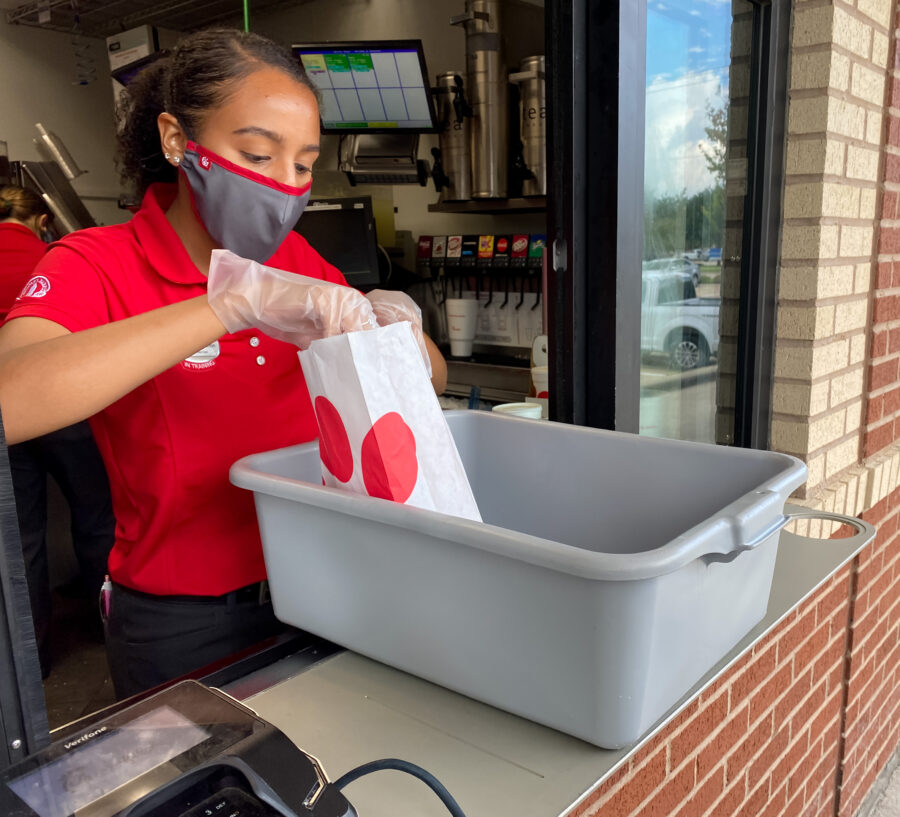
[{"left": 639, "top": 0, "right": 750, "bottom": 444}]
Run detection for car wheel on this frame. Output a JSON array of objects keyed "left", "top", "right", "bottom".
[
  {"left": 692, "top": 271, "right": 701, "bottom": 287},
  {"left": 668, "top": 331, "right": 709, "bottom": 371}
]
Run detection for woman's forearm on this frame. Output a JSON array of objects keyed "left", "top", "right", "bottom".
[
  {"left": 0, "top": 296, "right": 226, "bottom": 444},
  {"left": 425, "top": 333, "right": 448, "bottom": 395},
  {"left": 0, "top": 296, "right": 450, "bottom": 444}
]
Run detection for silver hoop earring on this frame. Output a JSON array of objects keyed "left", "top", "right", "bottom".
[{"left": 164, "top": 152, "right": 171, "bottom": 160}]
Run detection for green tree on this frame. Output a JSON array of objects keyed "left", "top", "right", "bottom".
[
  {"left": 644, "top": 187, "right": 724, "bottom": 259},
  {"left": 643, "top": 98, "right": 729, "bottom": 260},
  {"left": 644, "top": 191, "right": 688, "bottom": 259},
  {"left": 700, "top": 98, "right": 728, "bottom": 186},
  {"left": 700, "top": 185, "right": 725, "bottom": 249}
]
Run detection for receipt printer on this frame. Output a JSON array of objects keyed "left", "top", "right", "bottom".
[{"left": 0, "top": 680, "right": 356, "bottom": 817}]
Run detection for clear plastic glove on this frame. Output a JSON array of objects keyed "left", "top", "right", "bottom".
[
  {"left": 365, "top": 289, "right": 432, "bottom": 376},
  {"left": 207, "top": 249, "right": 377, "bottom": 348}
]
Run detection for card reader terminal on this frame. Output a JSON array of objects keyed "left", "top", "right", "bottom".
[{"left": 0, "top": 680, "right": 356, "bottom": 817}]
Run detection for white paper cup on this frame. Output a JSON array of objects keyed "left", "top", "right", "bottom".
[
  {"left": 446, "top": 298, "right": 478, "bottom": 357},
  {"left": 531, "top": 365, "right": 549, "bottom": 398},
  {"left": 491, "top": 402, "right": 543, "bottom": 419},
  {"left": 526, "top": 397, "right": 548, "bottom": 419}
]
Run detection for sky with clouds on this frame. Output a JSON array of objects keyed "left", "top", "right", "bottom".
[{"left": 645, "top": 0, "right": 732, "bottom": 199}]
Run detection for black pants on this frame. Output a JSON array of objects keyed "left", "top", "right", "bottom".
[
  {"left": 104, "top": 581, "right": 287, "bottom": 700},
  {"left": 9, "top": 421, "right": 115, "bottom": 675}
]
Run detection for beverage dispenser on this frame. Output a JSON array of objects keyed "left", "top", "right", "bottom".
[
  {"left": 510, "top": 55, "right": 546, "bottom": 196},
  {"left": 451, "top": 0, "right": 508, "bottom": 198},
  {"left": 434, "top": 72, "right": 472, "bottom": 201}
]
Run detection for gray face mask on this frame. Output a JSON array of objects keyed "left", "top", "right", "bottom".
[{"left": 180, "top": 141, "right": 311, "bottom": 263}]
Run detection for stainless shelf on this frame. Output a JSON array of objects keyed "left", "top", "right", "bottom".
[
  {"left": 428, "top": 196, "right": 546, "bottom": 215},
  {"left": 5, "top": 0, "right": 310, "bottom": 38},
  {"left": 444, "top": 359, "right": 531, "bottom": 404}
]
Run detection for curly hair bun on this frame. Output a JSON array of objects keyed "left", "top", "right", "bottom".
[{"left": 116, "top": 28, "right": 316, "bottom": 195}]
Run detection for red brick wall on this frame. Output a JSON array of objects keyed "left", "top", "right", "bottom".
[
  {"left": 838, "top": 486, "right": 900, "bottom": 817},
  {"left": 868, "top": 12, "right": 900, "bottom": 458},
  {"left": 841, "top": 5, "right": 900, "bottom": 813}
]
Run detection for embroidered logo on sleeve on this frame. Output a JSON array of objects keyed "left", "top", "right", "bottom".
[
  {"left": 17, "top": 276, "right": 51, "bottom": 300},
  {"left": 182, "top": 341, "right": 220, "bottom": 370}
]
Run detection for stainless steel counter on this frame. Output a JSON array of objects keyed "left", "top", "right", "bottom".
[
  {"left": 444, "top": 359, "right": 532, "bottom": 402},
  {"left": 225, "top": 508, "right": 873, "bottom": 817}
]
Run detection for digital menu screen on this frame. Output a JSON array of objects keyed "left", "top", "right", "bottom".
[
  {"left": 8, "top": 706, "right": 208, "bottom": 817},
  {"left": 294, "top": 41, "right": 436, "bottom": 133}
]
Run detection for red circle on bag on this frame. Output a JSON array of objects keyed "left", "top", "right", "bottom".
[
  {"left": 314, "top": 397, "right": 354, "bottom": 482},
  {"left": 361, "top": 412, "right": 418, "bottom": 502}
]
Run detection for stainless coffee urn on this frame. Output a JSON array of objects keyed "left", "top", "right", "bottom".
[
  {"left": 510, "top": 55, "right": 546, "bottom": 196},
  {"left": 451, "top": 0, "right": 507, "bottom": 198},
  {"left": 434, "top": 72, "right": 472, "bottom": 201}
]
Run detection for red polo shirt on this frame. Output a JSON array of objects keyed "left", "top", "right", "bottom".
[
  {"left": 7, "top": 184, "right": 347, "bottom": 596},
  {"left": 0, "top": 223, "right": 47, "bottom": 320}
]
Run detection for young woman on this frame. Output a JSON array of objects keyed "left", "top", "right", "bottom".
[
  {"left": 0, "top": 28, "right": 446, "bottom": 698},
  {"left": 0, "top": 186, "right": 114, "bottom": 678}
]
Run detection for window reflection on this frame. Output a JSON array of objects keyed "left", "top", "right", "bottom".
[{"left": 640, "top": 0, "right": 747, "bottom": 444}]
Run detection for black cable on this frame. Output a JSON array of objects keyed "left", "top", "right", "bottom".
[{"left": 333, "top": 758, "right": 467, "bottom": 817}]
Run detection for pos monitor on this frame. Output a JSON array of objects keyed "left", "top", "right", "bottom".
[
  {"left": 294, "top": 196, "right": 382, "bottom": 289},
  {"left": 293, "top": 40, "right": 438, "bottom": 134}
]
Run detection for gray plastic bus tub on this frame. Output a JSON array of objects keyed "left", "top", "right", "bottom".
[{"left": 230, "top": 410, "right": 808, "bottom": 749}]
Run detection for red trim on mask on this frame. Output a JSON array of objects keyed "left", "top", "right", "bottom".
[{"left": 184, "top": 141, "right": 313, "bottom": 196}]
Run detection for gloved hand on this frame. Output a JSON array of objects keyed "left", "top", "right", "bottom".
[
  {"left": 365, "top": 289, "right": 432, "bottom": 376},
  {"left": 207, "top": 249, "right": 377, "bottom": 347}
]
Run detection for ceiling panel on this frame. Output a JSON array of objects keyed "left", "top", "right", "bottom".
[{"left": 5, "top": 0, "right": 310, "bottom": 39}]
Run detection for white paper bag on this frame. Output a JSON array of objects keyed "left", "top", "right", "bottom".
[{"left": 298, "top": 322, "right": 482, "bottom": 521}]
